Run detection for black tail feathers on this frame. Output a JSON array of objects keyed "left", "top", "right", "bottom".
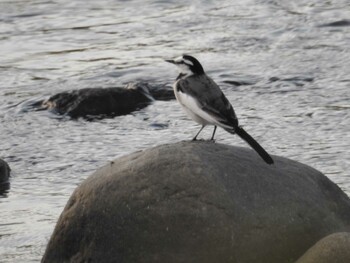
[{"left": 226, "top": 126, "right": 274, "bottom": 165}]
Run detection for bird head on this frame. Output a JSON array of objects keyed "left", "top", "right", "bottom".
[{"left": 165, "top": 55, "right": 204, "bottom": 77}]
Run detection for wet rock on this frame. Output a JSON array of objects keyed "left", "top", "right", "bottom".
[
  {"left": 295, "top": 232, "right": 350, "bottom": 263},
  {"left": 42, "top": 142, "right": 350, "bottom": 263},
  {"left": 269, "top": 76, "right": 314, "bottom": 83},
  {"left": 0, "top": 159, "right": 10, "bottom": 194},
  {"left": 319, "top": 20, "right": 350, "bottom": 27},
  {"left": 125, "top": 82, "right": 174, "bottom": 101},
  {"left": 144, "top": 83, "right": 175, "bottom": 101},
  {"left": 223, "top": 79, "right": 256, "bottom": 86},
  {"left": 42, "top": 87, "right": 150, "bottom": 119},
  {"left": 219, "top": 74, "right": 260, "bottom": 86},
  {"left": 269, "top": 76, "right": 314, "bottom": 86},
  {"left": 40, "top": 82, "right": 174, "bottom": 119}
]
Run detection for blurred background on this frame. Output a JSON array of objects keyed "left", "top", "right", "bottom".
[{"left": 0, "top": 0, "right": 349, "bottom": 261}]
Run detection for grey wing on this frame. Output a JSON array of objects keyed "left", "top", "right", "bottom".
[{"left": 178, "top": 76, "right": 238, "bottom": 127}]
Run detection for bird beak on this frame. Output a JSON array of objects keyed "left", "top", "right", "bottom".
[{"left": 165, "top": 59, "right": 175, "bottom": 64}]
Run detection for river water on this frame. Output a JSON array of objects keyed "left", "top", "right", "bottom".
[{"left": 0, "top": 0, "right": 349, "bottom": 261}]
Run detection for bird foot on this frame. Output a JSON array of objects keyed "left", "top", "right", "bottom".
[{"left": 191, "top": 138, "right": 205, "bottom": 142}]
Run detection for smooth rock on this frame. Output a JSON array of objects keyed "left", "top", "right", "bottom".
[
  {"left": 0, "top": 159, "right": 10, "bottom": 194},
  {"left": 223, "top": 79, "right": 256, "bottom": 86},
  {"left": 42, "top": 141, "right": 350, "bottom": 263},
  {"left": 140, "top": 83, "right": 175, "bottom": 101},
  {"left": 125, "top": 82, "right": 175, "bottom": 101},
  {"left": 40, "top": 82, "right": 174, "bottom": 119},
  {"left": 295, "top": 232, "right": 350, "bottom": 263},
  {"left": 319, "top": 20, "right": 350, "bottom": 27}
]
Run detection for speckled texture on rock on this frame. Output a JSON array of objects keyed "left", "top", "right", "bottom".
[{"left": 42, "top": 141, "right": 350, "bottom": 263}]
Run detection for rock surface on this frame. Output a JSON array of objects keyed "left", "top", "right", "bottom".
[
  {"left": 296, "top": 232, "right": 350, "bottom": 263},
  {"left": 42, "top": 141, "right": 350, "bottom": 263},
  {"left": 0, "top": 159, "right": 10, "bottom": 194},
  {"left": 40, "top": 82, "right": 174, "bottom": 119},
  {"left": 319, "top": 19, "right": 350, "bottom": 27}
]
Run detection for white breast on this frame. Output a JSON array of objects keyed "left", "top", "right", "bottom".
[{"left": 174, "top": 87, "right": 224, "bottom": 127}]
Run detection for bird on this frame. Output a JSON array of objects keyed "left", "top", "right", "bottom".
[{"left": 165, "top": 54, "right": 274, "bottom": 165}]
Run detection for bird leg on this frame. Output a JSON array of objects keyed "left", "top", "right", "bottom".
[
  {"left": 192, "top": 125, "right": 205, "bottom": 141},
  {"left": 210, "top": 126, "right": 217, "bottom": 141}
]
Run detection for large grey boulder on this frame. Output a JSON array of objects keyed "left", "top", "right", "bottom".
[
  {"left": 0, "top": 158, "right": 10, "bottom": 194},
  {"left": 42, "top": 141, "right": 350, "bottom": 263}
]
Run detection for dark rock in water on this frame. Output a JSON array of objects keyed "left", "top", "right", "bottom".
[
  {"left": 269, "top": 76, "right": 314, "bottom": 83},
  {"left": 125, "top": 82, "right": 175, "bottom": 101},
  {"left": 42, "top": 142, "right": 350, "bottom": 263},
  {"left": 223, "top": 79, "right": 256, "bottom": 86},
  {"left": 40, "top": 82, "right": 175, "bottom": 119},
  {"left": 268, "top": 76, "right": 314, "bottom": 89},
  {"left": 145, "top": 83, "right": 175, "bottom": 101},
  {"left": 0, "top": 159, "right": 10, "bottom": 182},
  {"left": 319, "top": 19, "right": 350, "bottom": 27},
  {"left": 0, "top": 159, "right": 10, "bottom": 194},
  {"left": 295, "top": 232, "right": 350, "bottom": 263},
  {"left": 43, "top": 87, "right": 150, "bottom": 119},
  {"left": 219, "top": 73, "right": 260, "bottom": 86}
]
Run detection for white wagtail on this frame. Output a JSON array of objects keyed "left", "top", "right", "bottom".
[{"left": 166, "top": 54, "right": 274, "bottom": 165}]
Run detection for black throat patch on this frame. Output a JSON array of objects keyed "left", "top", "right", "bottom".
[{"left": 176, "top": 73, "right": 186, "bottom": 80}]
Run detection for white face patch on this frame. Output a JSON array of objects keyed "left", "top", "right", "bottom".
[
  {"left": 174, "top": 56, "right": 194, "bottom": 66},
  {"left": 174, "top": 56, "right": 184, "bottom": 63},
  {"left": 182, "top": 58, "right": 194, "bottom": 66},
  {"left": 177, "top": 63, "right": 192, "bottom": 76},
  {"left": 173, "top": 56, "right": 194, "bottom": 76}
]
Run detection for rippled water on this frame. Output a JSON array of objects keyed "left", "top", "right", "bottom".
[{"left": 1, "top": 0, "right": 349, "bottom": 261}]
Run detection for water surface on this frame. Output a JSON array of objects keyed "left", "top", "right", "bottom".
[{"left": 0, "top": 0, "right": 349, "bottom": 261}]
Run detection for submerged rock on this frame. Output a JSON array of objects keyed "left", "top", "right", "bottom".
[
  {"left": 40, "top": 82, "right": 174, "bottom": 119},
  {"left": 141, "top": 83, "right": 175, "bottom": 101},
  {"left": 319, "top": 20, "right": 350, "bottom": 27},
  {"left": 42, "top": 142, "right": 350, "bottom": 263},
  {"left": 223, "top": 79, "right": 256, "bottom": 86},
  {"left": 269, "top": 76, "right": 314, "bottom": 87},
  {"left": 0, "top": 159, "right": 10, "bottom": 194}
]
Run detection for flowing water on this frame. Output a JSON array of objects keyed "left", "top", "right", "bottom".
[{"left": 0, "top": 0, "right": 349, "bottom": 261}]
